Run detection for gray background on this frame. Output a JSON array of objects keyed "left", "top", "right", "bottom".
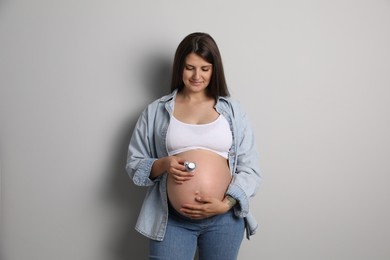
[{"left": 1, "top": 0, "right": 390, "bottom": 259}]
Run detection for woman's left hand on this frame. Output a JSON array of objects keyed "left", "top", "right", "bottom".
[{"left": 180, "top": 195, "right": 230, "bottom": 219}]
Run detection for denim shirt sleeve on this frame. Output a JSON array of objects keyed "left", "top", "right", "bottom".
[
  {"left": 125, "top": 103, "right": 159, "bottom": 187},
  {"left": 225, "top": 100, "right": 262, "bottom": 217}
]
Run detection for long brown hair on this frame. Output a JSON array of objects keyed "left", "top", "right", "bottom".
[{"left": 170, "top": 32, "right": 230, "bottom": 98}]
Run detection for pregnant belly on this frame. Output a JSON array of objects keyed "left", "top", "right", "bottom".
[{"left": 167, "top": 149, "right": 232, "bottom": 214}]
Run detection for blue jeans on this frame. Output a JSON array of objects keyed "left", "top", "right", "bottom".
[{"left": 149, "top": 204, "right": 245, "bottom": 260}]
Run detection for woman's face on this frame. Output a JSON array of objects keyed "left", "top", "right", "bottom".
[{"left": 182, "top": 53, "right": 213, "bottom": 93}]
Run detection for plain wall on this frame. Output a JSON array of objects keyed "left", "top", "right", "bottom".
[{"left": 1, "top": 1, "right": 390, "bottom": 259}]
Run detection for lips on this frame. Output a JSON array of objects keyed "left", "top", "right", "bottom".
[{"left": 190, "top": 80, "right": 203, "bottom": 85}]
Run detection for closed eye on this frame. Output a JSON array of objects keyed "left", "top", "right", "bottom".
[{"left": 184, "top": 65, "right": 212, "bottom": 71}]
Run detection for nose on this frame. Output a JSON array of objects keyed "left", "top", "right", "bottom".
[{"left": 192, "top": 69, "right": 200, "bottom": 79}]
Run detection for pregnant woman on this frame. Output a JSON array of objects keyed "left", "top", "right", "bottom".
[{"left": 126, "top": 32, "right": 262, "bottom": 260}]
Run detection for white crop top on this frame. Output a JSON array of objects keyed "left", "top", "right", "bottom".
[{"left": 166, "top": 114, "right": 232, "bottom": 159}]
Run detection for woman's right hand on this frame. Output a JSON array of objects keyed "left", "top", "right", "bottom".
[
  {"left": 164, "top": 156, "right": 194, "bottom": 184},
  {"left": 151, "top": 156, "right": 194, "bottom": 184}
]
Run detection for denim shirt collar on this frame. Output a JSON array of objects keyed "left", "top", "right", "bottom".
[{"left": 160, "top": 88, "right": 231, "bottom": 115}]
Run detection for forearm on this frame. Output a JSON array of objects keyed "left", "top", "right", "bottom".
[
  {"left": 150, "top": 157, "right": 168, "bottom": 179},
  {"left": 222, "top": 195, "right": 237, "bottom": 211}
]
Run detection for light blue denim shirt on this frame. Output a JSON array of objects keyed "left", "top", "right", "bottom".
[{"left": 126, "top": 90, "right": 262, "bottom": 241}]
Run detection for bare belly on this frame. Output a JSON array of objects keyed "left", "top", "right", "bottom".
[{"left": 167, "top": 149, "right": 232, "bottom": 214}]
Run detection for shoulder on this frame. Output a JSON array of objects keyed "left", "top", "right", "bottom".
[{"left": 217, "top": 96, "right": 246, "bottom": 116}]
